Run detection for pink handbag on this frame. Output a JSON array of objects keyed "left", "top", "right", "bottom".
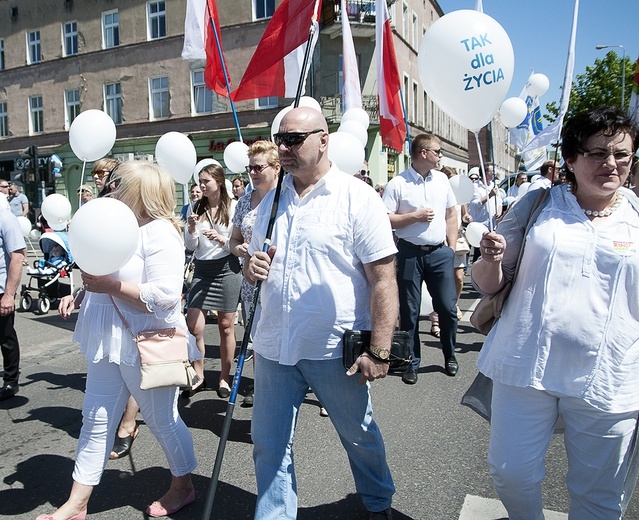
[{"left": 110, "top": 296, "right": 199, "bottom": 390}]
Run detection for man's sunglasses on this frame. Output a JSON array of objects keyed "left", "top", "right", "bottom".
[{"left": 273, "top": 129, "right": 323, "bottom": 147}]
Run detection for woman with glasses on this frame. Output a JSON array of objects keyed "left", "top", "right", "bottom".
[
  {"left": 228, "top": 140, "right": 280, "bottom": 406},
  {"left": 184, "top": 162, "right": 241, "bottom": 399},
  {"left": 472, "top": 106, "right": 639, "bottom": 519},
  {"left": 90, "top": 158, "right": 119, "bottom": 197}
]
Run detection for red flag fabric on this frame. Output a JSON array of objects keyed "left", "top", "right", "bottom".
[
  {"left": 231, "top": 0, "right": 321, "bottom": 101},
  {"left": 375, "top": 0, "right": 406, "bottom": 151},
  {"left": 182, "top": 0, "right": 230, "bottom": 97}
]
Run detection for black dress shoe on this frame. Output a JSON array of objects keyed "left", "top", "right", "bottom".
[
  {"left": 0, "top": 383, "right": 18, "bottom": 401},
  {"left": 241, "top": 385, "right": 254, "bottom": 407},
  {"left": 368, "top": 507, "right": 393, "bottom": 519},
  {"left": 445, "top": 357, "right": 459, "bottom": 376},
  {"left": 181, "top": 378, "right": 206, "bottom": 398},
  {"left": 401, "top": 367, "right": 418, "bottom": 385}
]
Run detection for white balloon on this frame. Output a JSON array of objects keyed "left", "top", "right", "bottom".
[
  {"left": 341, "top": 107, "right": 370, "bottom": 129},
  {"left": 223, "top": 142, "right": 250, "bottom": 174},
  {"left": 448, "top": 175, "right": 475, "bottom": 204},
  {"left": 69, "top": 198, "right": 139, "bottom": 276},
  {"left": 155, "top": 132, "right": 197, "bottom": 185},
  {"left": 499, "top": 97, "right": 528, "bottom": 128},
  {"left": 17, "top": 216, "right": 31, "bottom": 236},
  {"left": 328, "top": 132, "right": 365, "bottom": 175},
  {"left": 503, "top": 196, "right": 516, "bottom": 207},
  {"left": 418, "top": 10, "right": 514, "bottom": 133},
  {"left": 498, "top": 188, "right": 507, "bottom": 199},
  {"left": 518, "top": 181, "right": 531, "bottom": 197},
  {"left": 466, "top": 222, "right": 489, "bottom": 248},
  {"left": 530, "top": 174, "right": 541, "bottom": 183},
  {"left": 41, "top": 194, "right": 72, "bottom": 230},
  {"left": 526, "top": 73, "right": 550, "bottom": 97},
  {"left": 69, "top": 109, "right": 117, "bottom": 162},
  {"left": 294, "top": 96, "right": 322, "bottom": 113},
  {"left": 225, "top": 179, "right": 233, "bottom": 195},
  {"left": 29, "top": 229, "right": 41, "bottom": 239},
  {"left": 271, "top": 106, "right": 293, "bottom": 137},
  {"left": 193, "top": 158, "right": 222, "bottom": 185},
  {"left": 338, "top": 120, "right": 369, "bottom": 147}
]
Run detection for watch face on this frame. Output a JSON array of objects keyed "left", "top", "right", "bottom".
[{"left": 375, "top": 348, "right": 390, "bottom": 360}]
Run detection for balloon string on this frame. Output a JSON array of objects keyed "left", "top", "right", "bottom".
[
  {"left": 474, "top": 132, "right": 494, "bottom": 233},
  {"left": 79, "top": 159, "right": 87, "bottom": 212}
]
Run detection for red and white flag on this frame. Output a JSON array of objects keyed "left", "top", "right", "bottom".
[
  {"left": 341, "top": 0, "right": 362, "bottom": 111},
  {"left": 182, "top": 0, "right": 230, "bottom": 97},
  {"left": 231, "top": 0, "right": 321, "bottom": 102},
  {"left": 375, "top": 0, "right": 406, "bottom": 152}
]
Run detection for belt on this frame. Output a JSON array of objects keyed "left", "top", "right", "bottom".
[{"left": 398, "top": 239, "right": 445, "bottom": 253}]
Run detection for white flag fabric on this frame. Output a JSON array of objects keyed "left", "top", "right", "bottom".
[
  {"left": 629, "top": 56, "right": 639, "bottom": 125},
  {"left": 510, "top": 76, "right": 547, "bottom": 170},
  {"left": 522, "top": 0, "right": 579, "bottom": 153},
  {"left": 341, "top": 0, "right": 362, "bottom": 111}
]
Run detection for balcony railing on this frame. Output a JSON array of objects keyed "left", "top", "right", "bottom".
[
  {"left": 320, "top": 94, "right": 379, "bottom": 125},
  {"left": 321, "top": 0, "right": 376, "bottom": 26}
]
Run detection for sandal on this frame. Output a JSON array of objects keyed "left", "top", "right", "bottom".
[
  {"left": 110, "top": 426, "right": 139, "bottom": 459},
  {"left": 430, "top": 323, "right": 441, "bottom": 338}
]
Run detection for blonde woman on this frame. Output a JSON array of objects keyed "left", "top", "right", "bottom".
[
  {"left": 185, "top": 163, "right": 242, "bottom": 399},
  {"left": 40, "top": 161, "right": 199, "bottom": 520}
]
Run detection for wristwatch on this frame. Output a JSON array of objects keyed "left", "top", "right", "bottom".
[{"left": 365, "top": 345, "right": 391, "bottom": 362}]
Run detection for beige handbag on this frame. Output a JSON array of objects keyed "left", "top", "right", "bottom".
[{"left": 110, "top": 296, "right": 199, "bottom": 390}]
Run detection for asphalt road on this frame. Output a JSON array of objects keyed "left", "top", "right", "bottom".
[{"left": 1, "top": 262, "right": 638, "bottom": 519}]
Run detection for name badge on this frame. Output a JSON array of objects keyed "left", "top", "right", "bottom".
[{"left": 612, "top": 241, "right": 637, "bottom": 255}]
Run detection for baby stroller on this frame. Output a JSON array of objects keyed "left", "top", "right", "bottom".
[{"left": 19, "top": 232, "right": 76, "bottom": 314}]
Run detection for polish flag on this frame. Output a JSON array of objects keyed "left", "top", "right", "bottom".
[
  {"left": 182, "top": 0, "right": 230, "bottom": 97},
  {"left": 231, "top": 0, "right": 321, "bottom": 101},
  {"left": 341, "top": 0, "right": 362, "bottom": 111},
  {"left": 375, "top": 0, "right": 406, "bottom": 152}
]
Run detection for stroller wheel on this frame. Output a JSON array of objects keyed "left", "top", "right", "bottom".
[
  {"left": 37, "top": 296, "right": 51, "bottom": 315},
  {"left": 19, "top": 293, "right": 33, "bottom": 312}
]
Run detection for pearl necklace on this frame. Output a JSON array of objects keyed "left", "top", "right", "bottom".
[{"left": 567, "top": 185, "right": 623, "bottom": 218}]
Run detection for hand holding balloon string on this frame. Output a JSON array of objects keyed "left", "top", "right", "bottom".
[{"left": 479, "top": 231, "right": 506, "bottom": 263}]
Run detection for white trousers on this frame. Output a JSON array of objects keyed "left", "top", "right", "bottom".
[
  {"left": 72, "top": 358, "right": 197, "bottom": 486},
  {"left": 489, "top": 381, "right": 638, "bottom": 520}
]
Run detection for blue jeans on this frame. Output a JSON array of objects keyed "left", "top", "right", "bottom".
[{"left": 251, "top": 354, "right": 395, "bottom": 519}]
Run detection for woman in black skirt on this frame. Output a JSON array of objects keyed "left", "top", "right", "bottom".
[{"left": 185, "top": 163, "right": 242, "bottom": 398}]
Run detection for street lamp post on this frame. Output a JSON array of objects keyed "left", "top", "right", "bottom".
[{"left": 596, "top": 44, "right": 626, "bottom": 108}]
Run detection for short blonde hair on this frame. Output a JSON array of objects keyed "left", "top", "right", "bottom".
[
  {"left": 248, "top": 140, "right": 280, "bottom": 168},
  {"left": 109, "top": 160, "right": 182, "bottom": 233}
]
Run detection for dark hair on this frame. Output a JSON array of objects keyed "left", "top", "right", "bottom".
[
  {"left": 561, "top": 106, "right": 639, "bottom": 186},
  {"left": 195, "top": 163, "right": 232, "bottom": 227}
]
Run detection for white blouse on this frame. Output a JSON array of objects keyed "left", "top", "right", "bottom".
[
  {"left": 184, "top": 200, "right": 236, "bottom": 261},
  {"left": 477, "top": 185, "right": 639, "bottom": 413},
  {"left": 74, "top": 219, "right": 199, "bottom": 366}
]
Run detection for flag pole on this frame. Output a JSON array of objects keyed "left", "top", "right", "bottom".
[
  {"left": 474, "top": 131, "right": 495, "bottom": 233},
  {"left": 208, "top": 15, "right": 243, "bottom": 141},
  {"left": 200, "top": 8, "right": 319, "bottom": 520},
  {"left": 398, "top": 87, "right": 411, "bottom": 149}
]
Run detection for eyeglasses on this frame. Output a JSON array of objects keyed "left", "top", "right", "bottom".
[
  {"left": 424, "top": 148, "right": 443, "bottom": 156},
  {"left": 580, "top": 149, "right": 634, "bottom": 165},
  {"left": 469, "top": 176, "right": 479, "bottom": 180},
  {"left": 77, "top": 189, "right": 91, "bottom": 194},
  {"left": 0, "top": 184, "right": 8, "bottom": 188},
  {"left": 92, "top": 170, "right": 110, "bottom": 179},
  {"left": 273, "top": 129, "right": 323, "bottom": 147},
  {"left": 245, "top": 164, "right": 270, "bottom": 174}
]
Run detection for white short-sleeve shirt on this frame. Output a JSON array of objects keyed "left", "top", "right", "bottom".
[{"left": 248, "top": 165, "right": 397, "bottom": 365}]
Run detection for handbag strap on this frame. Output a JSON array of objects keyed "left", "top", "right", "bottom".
[
  {"left": 109, "top": 295, "right": 137, "bottom": 342},
  {"left": 511, "top": 187, "right": 551, "bottom": 283}
]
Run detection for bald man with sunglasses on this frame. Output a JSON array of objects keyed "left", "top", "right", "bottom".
[{"left": 246, "top": 107, "right": 397, "bottom": 520}]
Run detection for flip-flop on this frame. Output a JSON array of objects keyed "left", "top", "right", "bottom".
[{"left": 110, "top": 426, "right": 139, "bottom": 459}]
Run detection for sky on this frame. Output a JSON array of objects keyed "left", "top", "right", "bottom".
[{"left": 436, "top": 0, "right": 639, "bottom": 118}]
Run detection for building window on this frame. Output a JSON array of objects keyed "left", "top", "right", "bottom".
[
  {"left": 0, "top": 39, "right": 4, "bottom": 70},
  {"left": 412, "top": 12, "right": 418, "bottom": 49},
  {"left": 192, "top": 70, "right": 213, "bottom": 114},
  {"left": 403, "top": 74, "right": 409, "bottom": 120},
  {"left": 102, "top": 10, "right": 120, "bottom": 48},
  {"left": 27, "top": 30, "right": 42, "bottom": 64},
  {"left": 0, "top": 102, "right": 7, "bottom": 138},
  {"left": 412, "top": 81, "right": 418, "bottom": 124},
  {"left": 104, "top": 82, "right": 122, "bottom": 124},
  {"left": 402, "top": 3, "right": 409, "bottom": 41},
  {"left": 257, "top": 97, "right": 278, "bottom": 110},
  {"left": 63, "top": 21, "right": 78, "bottom": 56},
  {"left": 147, "top": 1, "right": 166, "bottom": 40},
  {"left": 65, "top": 88, "right": 81, "bottom": 129},
  {"left": 29, "top": 95, "right": 44, "bottom": 134},
  {"left": 254, "top": 0, "right": 275, "bottom": 20},
  {"left": 149, "top": 76, "right": 169, "bottom": 120}
]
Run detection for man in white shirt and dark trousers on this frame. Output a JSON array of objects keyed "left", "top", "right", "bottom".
[
  {"left": 247, "top": 107, "right": 397, "bottom": 520},
  {"left": 383, "top": 134, "right": 459, "bottom": 383}
]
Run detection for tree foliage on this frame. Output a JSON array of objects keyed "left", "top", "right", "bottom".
[{"left": 545, "top": 51, "right": 634, "bottom": 123}]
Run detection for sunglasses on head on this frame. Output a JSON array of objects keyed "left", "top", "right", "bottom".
[{"left": 273, "top": 129, "right": 323, "bottom": 148}]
